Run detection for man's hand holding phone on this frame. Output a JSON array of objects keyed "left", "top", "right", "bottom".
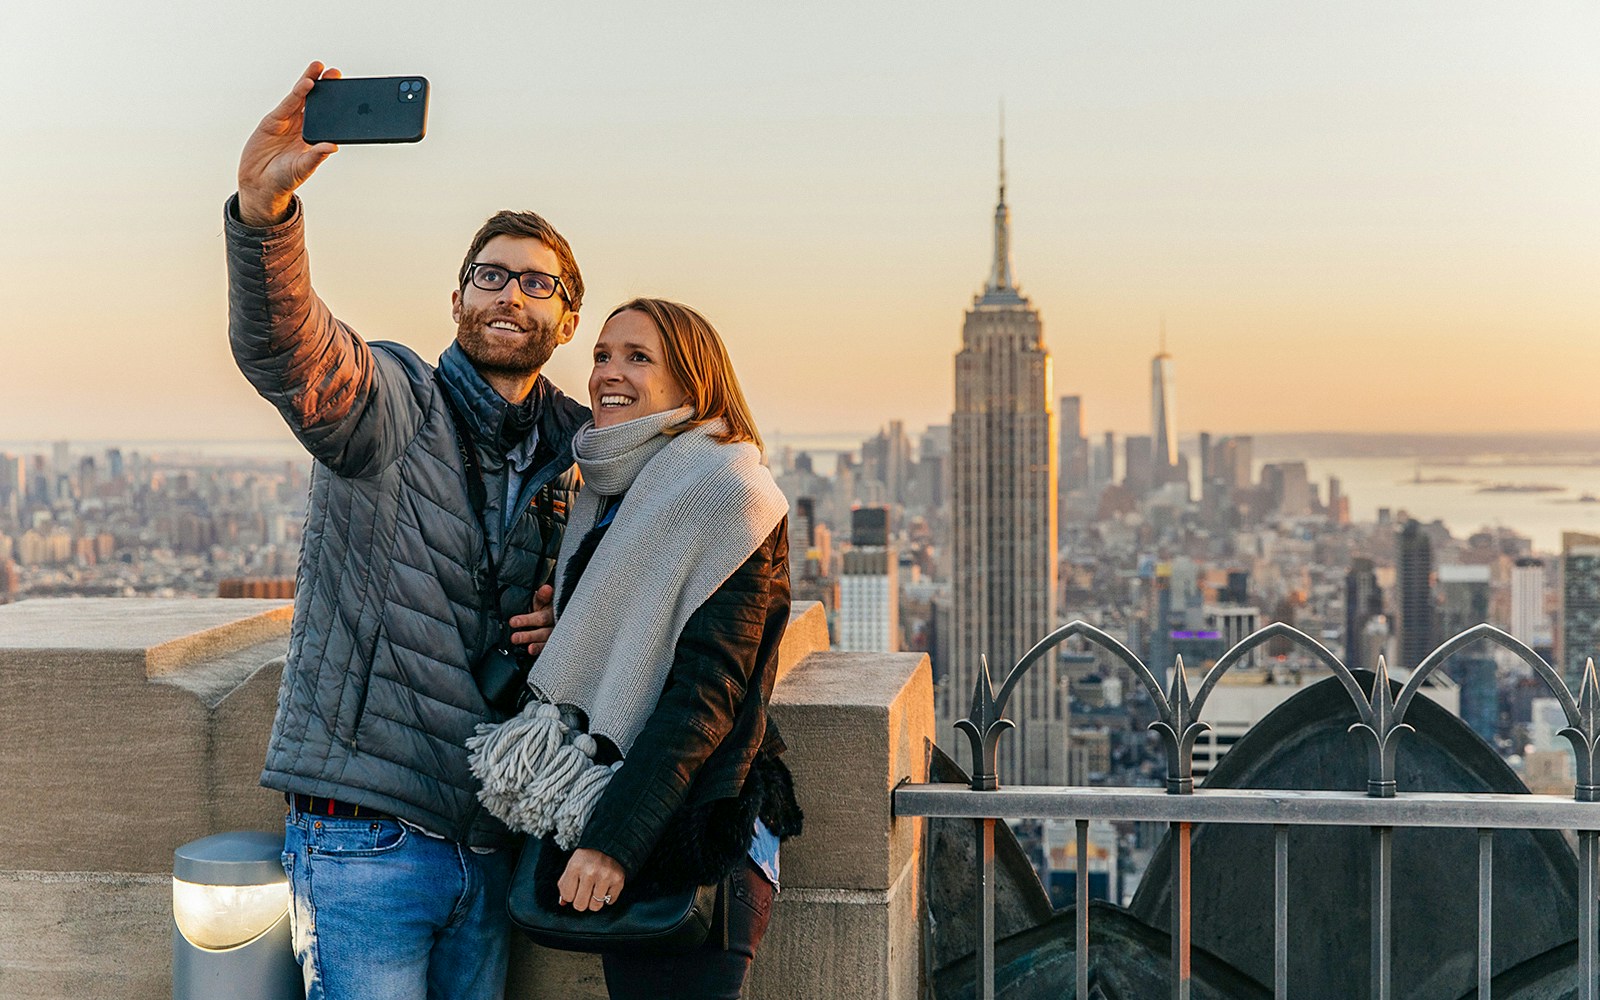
[{"left": 237, "top": 62, "right": 341, "bottom": 228}]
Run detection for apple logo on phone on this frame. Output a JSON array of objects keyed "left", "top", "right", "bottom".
[{"left": 357, "top": 102, "right": 372, "bottom": 116}]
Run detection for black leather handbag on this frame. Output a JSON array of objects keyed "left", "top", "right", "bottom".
[{"left": 507, "top": 834, "right": 721, "bottom": 954}]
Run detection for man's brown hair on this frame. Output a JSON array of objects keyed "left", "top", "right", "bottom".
[
  {"left": 458, "top": 211, "right": 584, "bottom": 312},
  {"left": 607, "top": 298, "right": 763, "bottom": 450}
]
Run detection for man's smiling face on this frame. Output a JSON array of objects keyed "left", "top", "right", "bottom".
[{"left": 450, "top": 235, "right": 577, "bottom": 377}]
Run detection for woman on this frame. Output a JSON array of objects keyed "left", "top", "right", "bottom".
[{"left": 469, "top": 298, "right": 801, "bottom": 999}]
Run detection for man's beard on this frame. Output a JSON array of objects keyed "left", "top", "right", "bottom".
[{"left": 455, "top": 303, "right": 562, "bottom": 377}]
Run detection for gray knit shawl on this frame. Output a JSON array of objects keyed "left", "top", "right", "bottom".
[{"left": 528, "top": 408, "right": 788, "bottom": 754}]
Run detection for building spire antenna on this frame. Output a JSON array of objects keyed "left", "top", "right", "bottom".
[
  {"left": 984, "top": 102, "right": 1018, "bottom": 297},
  {"left": 998, "top": 100, "right": 1006, "bottom": 206},
  {"left": 1159, "top": 313, "right": 1167, "bottom": 355}
]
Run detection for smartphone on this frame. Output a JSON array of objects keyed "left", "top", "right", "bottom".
[{"left": 302, "top": 76, "right": 429, "bottom": 145}]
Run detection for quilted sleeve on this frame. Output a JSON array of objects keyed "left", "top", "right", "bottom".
[{"left": 224, "top": 195, "right": 419, "bottom": 478}]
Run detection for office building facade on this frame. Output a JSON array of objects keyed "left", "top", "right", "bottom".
[{"left": 948, "top": 137, "right": 1062, "bottom": 784}]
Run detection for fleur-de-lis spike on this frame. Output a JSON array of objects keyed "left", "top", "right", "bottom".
[
  {"left": 1349, "top": 654, "right": 1412, "bottom": 798},
  {"left": 1148, "top": 653, "right": 1209, "bottom": 795},
  {"left": 1579, "top": 658, "right": 1599, "bottom": 734},
  {"left": 1370, "top": 655, "right": 1396, "bottom": 731},
  {"left": 954, "top": 654, "right": 1015, "bottom": 791},
  {"left": 969, "top": 655, "right": 998, "bottom": 722},
  {"left": 1559, "top": 657, "right": 1600, "bottom": 802},
  {"left": 1169, "top": 654, "right": 1192, "bottom": 718}
]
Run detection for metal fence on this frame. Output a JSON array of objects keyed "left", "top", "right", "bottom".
[{"left": 892, "top": 622, "right": 1600, "bottom": 1000}]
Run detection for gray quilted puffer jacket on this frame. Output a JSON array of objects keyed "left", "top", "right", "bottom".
[{"left": 225, "top": 196, "right": 588, "bottom": 845}]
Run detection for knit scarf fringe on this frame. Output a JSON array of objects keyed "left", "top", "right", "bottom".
[{"left": 466, "top": 700, "right": 621, "bottom": 847}]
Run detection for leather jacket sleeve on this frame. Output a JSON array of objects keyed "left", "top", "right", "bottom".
[
  {"left": 575, "top": 524, "right": 786, "bottom": 879},
  {"left": 224, "top": 194, "right": 420, "bottom": 478}
]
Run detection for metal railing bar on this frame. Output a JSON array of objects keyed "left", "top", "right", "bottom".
[
  {"left": 1372, "top": 826, "right": 1392, "bottom": 1000},
  {"left": 1581, "top": 830, "right": 1597, "bottom": 1000},
  {"left": 1274, "top": 824, "right": 1288, "bottom": 1000},
  {"left": 895, "top": 784, "right": 1600, "bottom": 829},
  {"left": 1076, "top": 819, "right": 1089, "bottom": 999},
  {"left": 1478, "top": 829, "right": 1492, "bottom": 1000},
  {"left": 977, "top": 818, "right": 996, "bottom": 1000},
  {"left": 1173, "top": 821, "right": 1192, "bottom": 1000}
]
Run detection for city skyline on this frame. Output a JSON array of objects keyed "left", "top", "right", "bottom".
[{"left": 4, "top": 4, "right": 1600, "bottom": 442}]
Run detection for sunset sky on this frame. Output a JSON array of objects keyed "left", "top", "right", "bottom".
[{"left": 3, "top": 2, "right": 1599, "bottom": 445}]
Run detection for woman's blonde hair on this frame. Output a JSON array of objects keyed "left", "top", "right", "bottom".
[{"left": 607, "top": 298, "right": 763, "bottom": 449}]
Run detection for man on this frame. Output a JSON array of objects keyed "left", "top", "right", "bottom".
[{"left": 227, "top": 62, "right": 581, "bottom": 999}]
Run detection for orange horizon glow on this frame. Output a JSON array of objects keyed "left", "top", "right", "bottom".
[{"left": 3, "top": 4, "right": 1598, "bottom": 443}]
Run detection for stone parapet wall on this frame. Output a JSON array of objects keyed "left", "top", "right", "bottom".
[{"left": 0, "top": 599, "right": 930, "bottom": 1000}]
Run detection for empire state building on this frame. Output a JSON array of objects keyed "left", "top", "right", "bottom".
[{"left": 945, "top": 138, "right": 1064, "bottom": 786}]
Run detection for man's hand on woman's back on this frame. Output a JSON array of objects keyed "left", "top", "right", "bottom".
[{"left": 510, "top": 584, "right": 557, "bottom": 656}]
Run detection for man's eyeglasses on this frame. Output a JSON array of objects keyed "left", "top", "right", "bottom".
[{"left": 466, "top": 263, "right": 568, "bottom": 302}]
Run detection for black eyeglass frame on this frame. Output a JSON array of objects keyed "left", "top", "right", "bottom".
[{"left": 465, "top": 262, "right": 571, "bottom": 303}]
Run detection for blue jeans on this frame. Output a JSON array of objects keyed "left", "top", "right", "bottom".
[{"left": 282, "top": 811, "right": 514, "bottom": 1000}]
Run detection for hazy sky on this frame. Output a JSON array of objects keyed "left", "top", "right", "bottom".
[{"left": 4, "top": 2, "right": 1599, "bottom": 445}]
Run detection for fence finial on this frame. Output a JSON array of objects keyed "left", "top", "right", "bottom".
[
  {"left": 955, "top": 654, "right": 1014, "bottom": 792},
  {"left": 1149, "top": 654, "right": 1209, "bottom": 795},
  {"left": 1347, "top": 655, "right": 1413, "bottom": 798},
  {"left": 1560, "top": 657, "right": 1600, "bottom": 802}
]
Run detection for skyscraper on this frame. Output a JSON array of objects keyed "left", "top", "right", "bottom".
[
  {"left": 1398, "top": 520, "right": 1437, "bottom": 668},
  {"left": 948, "top": 132, "right": 1063, "bottom": 784},
  {"left": 1438, "top": 565, "right": 1491, "bottom": 639},
  {"left": 1058, "top": 395, "right": 1089, "bottom": 496},
  {"left": 1345, "top": 557, "right": 1384, "bottom": 666},
  {"left": 1560, "top": 533, "right": 1600, "bottom": 688},
  {"left": 1511, "top": 557, "right": 1551, "bottom": 648},
  {"left": 838, "top": 507, "right": 899, "bottom": 653},
  {"left": 1123, "top": 435, "right": 1153, "bottom": 497},
  {"left": 1151, "top": 327, "right": 1178, "bottom": 486}
]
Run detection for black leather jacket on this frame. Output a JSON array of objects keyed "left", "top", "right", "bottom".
[{"left": 564, "top": 517, "right": 802, "bottom": 892}]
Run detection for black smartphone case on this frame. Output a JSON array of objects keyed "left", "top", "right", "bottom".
[{"left": 302, "top": 76, "right": 429, "bottom": 145}]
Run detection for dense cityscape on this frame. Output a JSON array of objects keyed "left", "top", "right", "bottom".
[
  {"left": 2, "top": 150, "right": 1594, "bottom": 910},
  {"left": 0, "top": 444, "right": 305, "bottom": 601}
]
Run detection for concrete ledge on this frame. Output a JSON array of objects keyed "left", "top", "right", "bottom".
[
  {"left": 0, "top": 598, "right": 933, "bottom": 999},
  {"left": 771, "top": 650, "right": 933, "bottom": 893},
  {"left": 0, "top": 871, "right": 169, "bottom": 1000},
  {"left": 747, "top": 860, "right": 922, "bottom": 1000},
  {"left": 0, "top": 600, "right": 293, "bottom": 873},
  {"left": 777, "top": 601, "right": 828, "bottom": 684}
]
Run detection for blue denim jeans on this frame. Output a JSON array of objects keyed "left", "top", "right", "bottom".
[{"left": 282, "top": 811, "right": 514, "bottom": 1000}]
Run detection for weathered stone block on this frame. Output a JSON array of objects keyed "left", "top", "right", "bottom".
[
  {"left": 747, "top": 861, "right": 922, "bottom": 999},
  {"left": 769, "top": 650, "right": 933, "bottom": 893},
  {"left": 0, "top": 597, "right": 933, "bottom": 999},
  {"left": 0, "top": 599, "right": 292, "bottom": 874},
  {"left": 0, "top": 871, "right": 169, "bottom": 1000}
]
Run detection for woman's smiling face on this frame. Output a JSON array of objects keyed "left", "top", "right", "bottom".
[{"left": 588, "top": 309, "right": 690, "bottom": 428}]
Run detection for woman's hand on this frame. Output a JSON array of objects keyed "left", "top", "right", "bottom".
[{"left": 558, "top": 848, "right": 625, "bottom": 913}]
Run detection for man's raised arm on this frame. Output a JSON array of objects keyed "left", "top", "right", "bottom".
[{"left": 226, "top": 62, "right": 417, "bottom": 477}]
